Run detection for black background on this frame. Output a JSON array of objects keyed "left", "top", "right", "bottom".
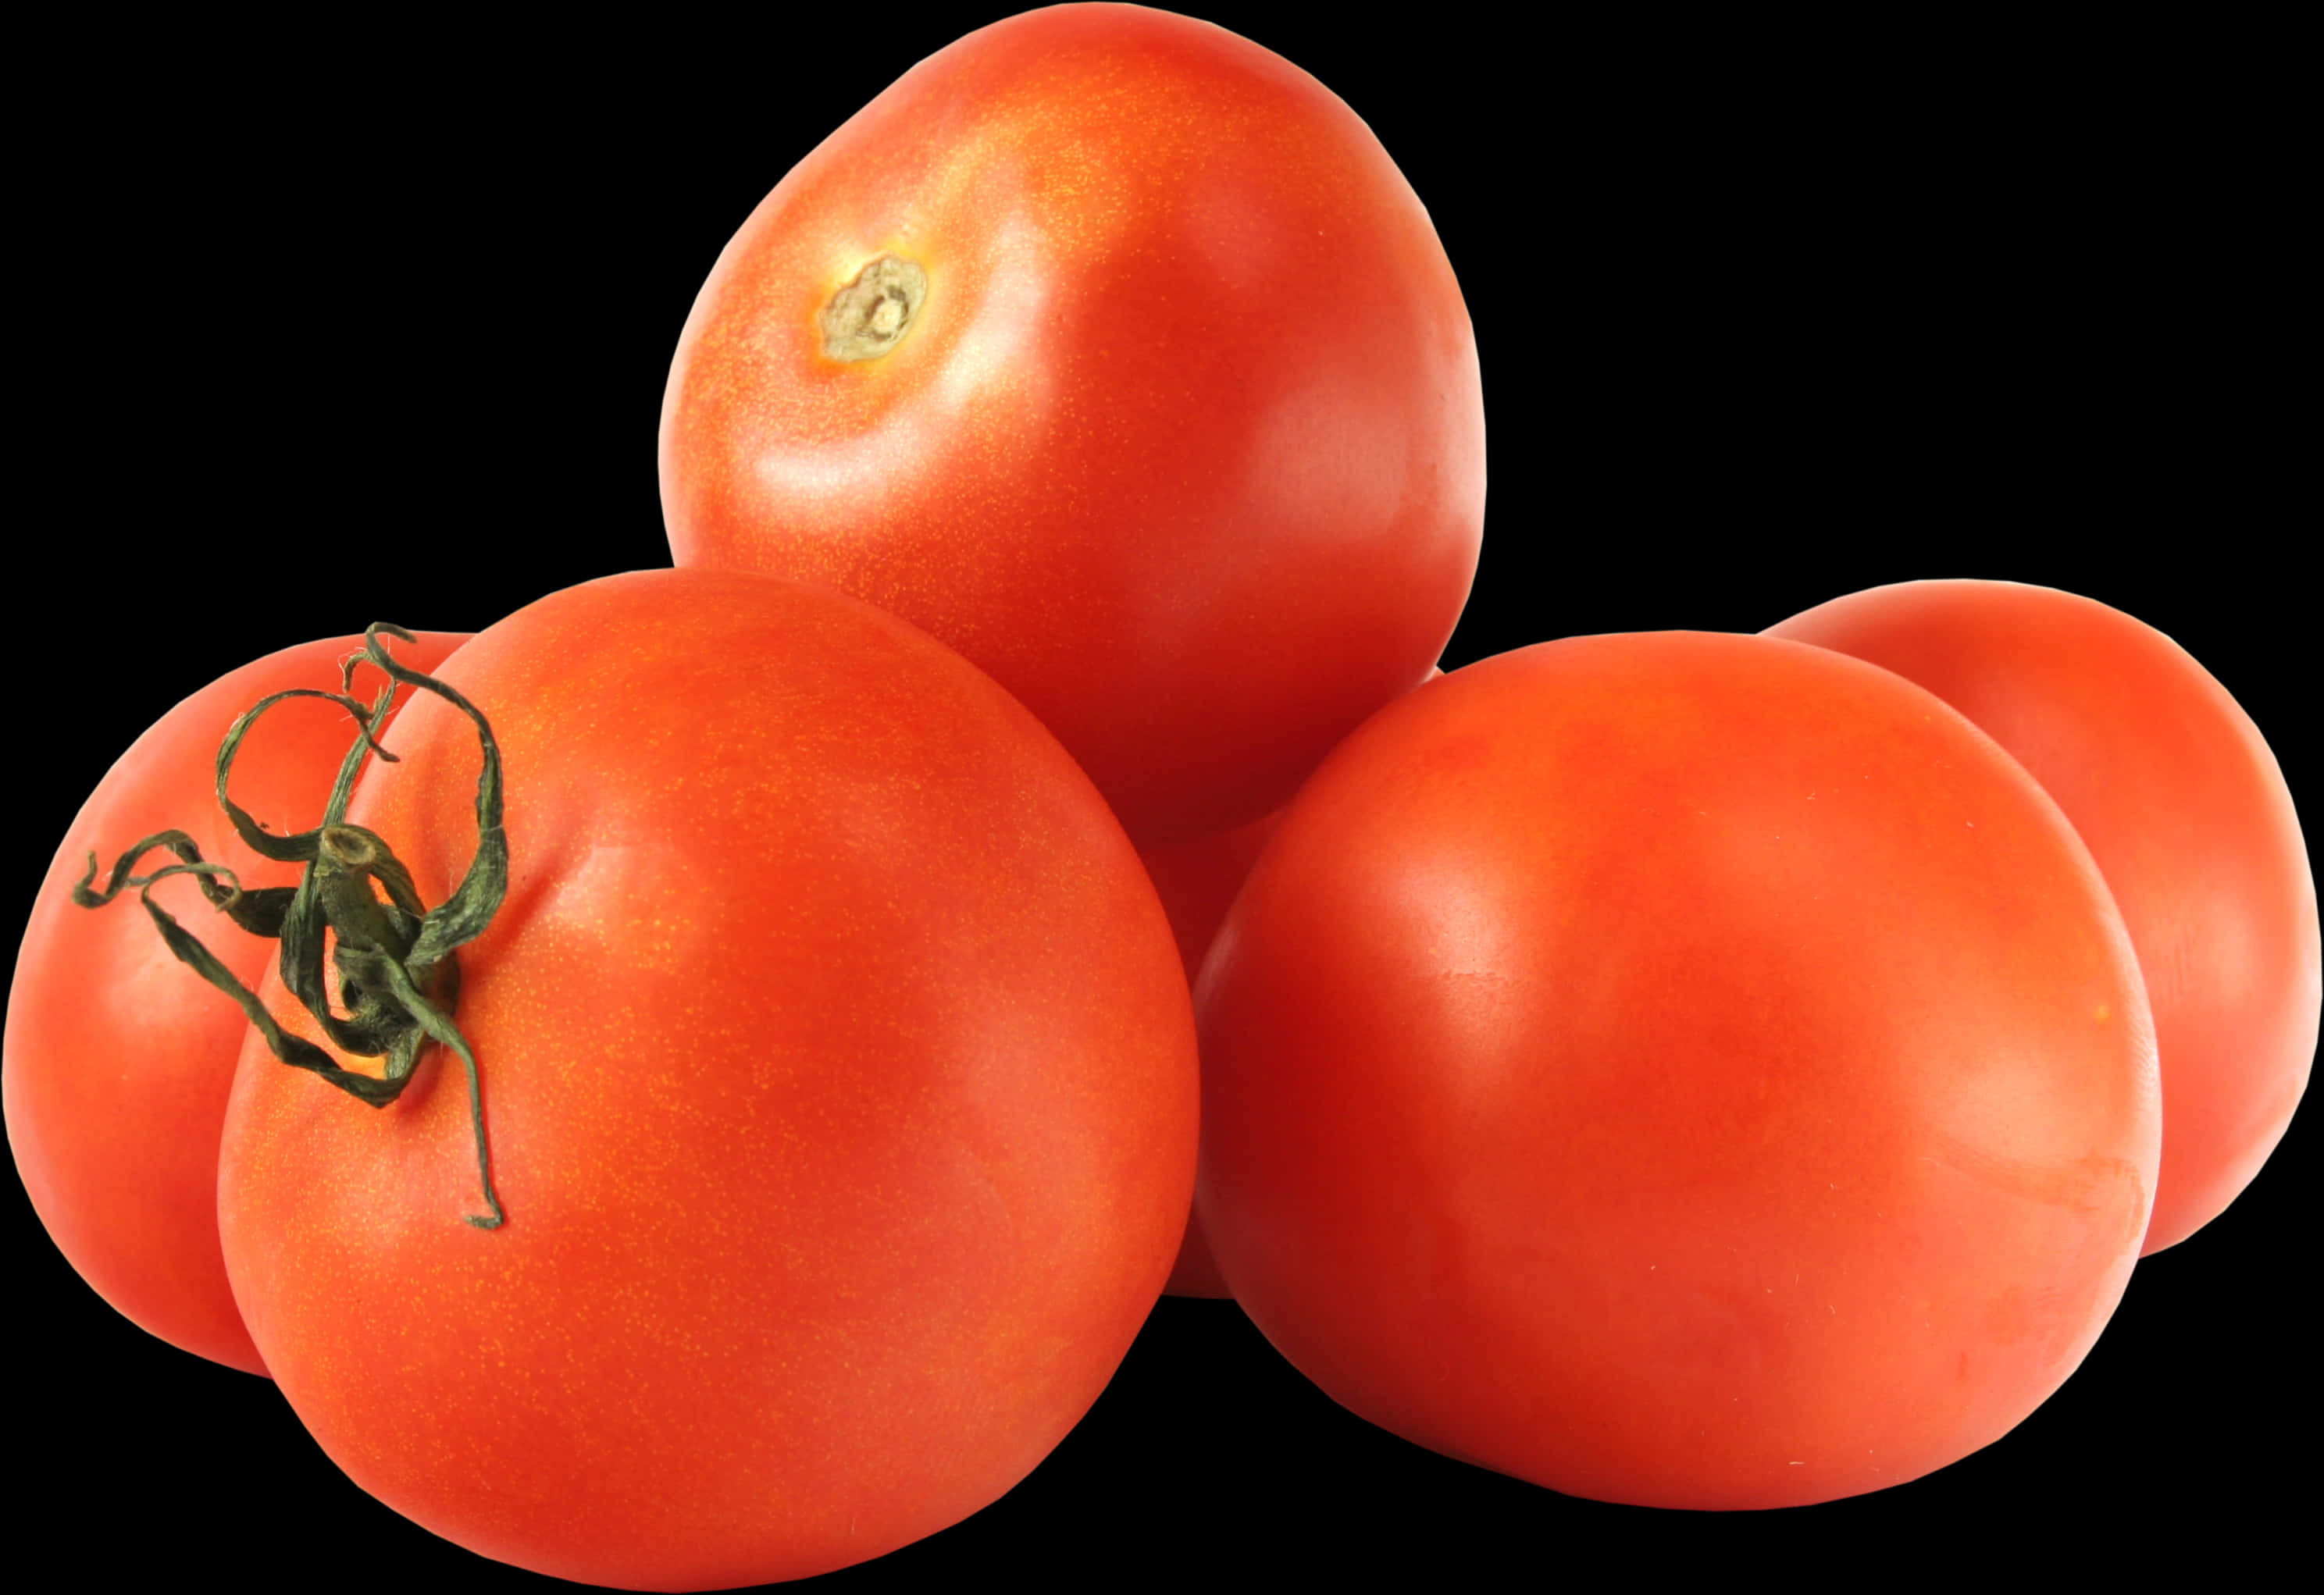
[{"left": 12, "top": 3, "right": 2309, "bottom": 1586}]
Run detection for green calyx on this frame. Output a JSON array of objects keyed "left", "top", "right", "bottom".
[{"left": 74, "top": 624, "right": 509, "bottom": 1229}]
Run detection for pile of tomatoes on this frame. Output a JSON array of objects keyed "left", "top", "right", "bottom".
[{"left": 9, "top": 6, "right": 2314, "bottom": 1590}]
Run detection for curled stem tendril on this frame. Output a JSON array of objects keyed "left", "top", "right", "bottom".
[{"left": 77, "top": 630, "right": 509, "bottom": 1227}]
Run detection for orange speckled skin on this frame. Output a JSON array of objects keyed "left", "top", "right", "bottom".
[
  {"left": 1767, "top": 580, "right": 2318, "bottom": 1255},
  {"left": 5, "top": 630, "right": 467, "bottom": 1376},
  {"left": 659, "top": 3, "right": 1485, "bottom": 846},
  {"left": 216, "top": 570, "right": 1197, "bottom": 1590},
  {"left": 1196, "top": 633, "right": 2159, "bottom": 1508}
]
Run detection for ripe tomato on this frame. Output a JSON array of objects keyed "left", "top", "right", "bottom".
[
  {"left": 1196, "top": 632, "right": 2158, "bottom": 1508},
  {"left": 1766, "top": 579, "right": 2317, "bottom": 1255},
  {"left": 1140, "top": 805, "right": 1281, "bottom": 1298},
  {"left": 660, "top": 2, "right": 1485, "bottom": 844},
  {"left": 216, "top": 569, "right": 1197, "bottom": 1588},
  {"left": 4, "top": 630, "right": 467, "bottom": 1376},
  {"left": 1142, "top": 668, "right": 1433, "bottom": 1298}
]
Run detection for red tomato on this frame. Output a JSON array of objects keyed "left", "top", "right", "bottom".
[
  {"left": 1766, "top": 580, "right": 2318, "bottom": 1254},
  {"left": 4, "top": 630, "right": 467, "bottom": 1376},
  {"left": 216, "top": 569, "right": 1197, "bottom": 1588},
  {"left": 1196, "top": 632, "right": 2158, "bottom": 1508},
  {"left": 1142, "top": 668, "right": 1433, "bottom": 1298},
  {"left": 1140, "top": 805, "right": 1281, "bottom": 1298},
  {"left": 660, "top": 3, "right": 1485, "bottom": 844}
]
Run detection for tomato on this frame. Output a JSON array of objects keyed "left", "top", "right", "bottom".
[
  {"left": 4, "top": 630, "right": 467, "bottom": 1376},
  {"left": 659, "top": 2, "right": 1485, "bottom": 844},
  {"left": 1195, "top": 632, "right": 2158, "bottom": 1508},
  {"left": 1140, "top": 805, "right": 1281, "bottom": 1298},
  {"left": 215, "top": 568, "right": 1197, "bottom": 1588},
  {"left": 1765, "top": 580, "right": 2317, "bottom": 1255},
  {"left": 1142, "top": 668, "right": 1435, "bottom": 1298}
]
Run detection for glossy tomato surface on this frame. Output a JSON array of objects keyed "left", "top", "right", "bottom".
[
  {"left": 1196, "top": 632, "right": 2160, "bottom": 1508},
  {"left": 216, "top": 569, "right": 1197, "bottom": 1590},
  {"left": 1766, "top": 579, "right": 2318, "bottom": 1255},
  {"left": 661, "top": 2, "right": 1485, "bottom": 844},
  {"left": 4, "top": 630, "right": 466, "bottom": 1376}
]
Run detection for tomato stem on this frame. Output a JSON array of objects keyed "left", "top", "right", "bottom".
[{"left": 73, "top": 625, "right": 510, "bottom": 1228}]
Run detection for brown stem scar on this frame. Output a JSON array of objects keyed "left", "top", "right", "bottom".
[{"left": 821, "top": 255, "right": 929, "bottom": 361}]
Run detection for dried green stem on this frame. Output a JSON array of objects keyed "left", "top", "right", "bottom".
[{"left": 78, "top": 629, "right": 509, "bottom": 1227}]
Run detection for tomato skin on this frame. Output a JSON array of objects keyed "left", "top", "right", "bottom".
[
  {"left": 217, "top": 569, "right": 1197, "bottom": 1589},
  {"left": 1765, "top": 580, "right": 2317, "bottom": 1255},
  {"left": 660, "top": 3, "right": 1485, "bottom": 844},
  {"left": 3, "top": 631, "right": 466, "bottom": 1376},
  {"left": 1196, "top": 632, "right": 2158, "bottom": 1508}
]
